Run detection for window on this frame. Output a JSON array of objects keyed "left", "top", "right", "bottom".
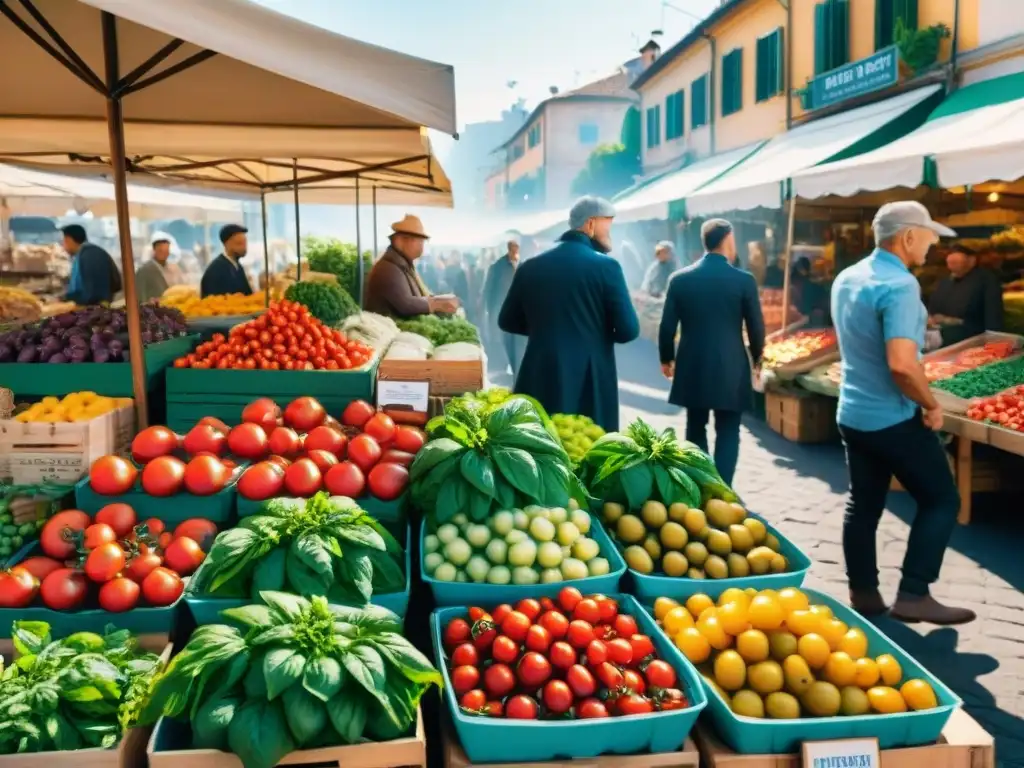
[
  {"left": 527, "top": 123, "right": 542, "bottom": 148},
  {"left": 721, "top": 48, "right": 743, "bottom": 116},
  {"left": 691, "top": 75, "right": 709, "bottom": 129},
  {"left": 578, "top": 123, "right": 599, "bottom": 145},
  {"left": 665, "top": 90, "right": 685, "bottom": 140},
  {"left": 756, "top": 28, "right": 785, "bottom": 102},
  {"left": 876, "top": 0, "right": 917, "bottom": 49},
  {"left": 511, "top": 143, "right": 524, "bottom": 160},
  {"left": 645, "top": 105, "right": 662, "bottom": 148},
  {"left": 815, "top": 0, "right": 850, "bottom": 75}
]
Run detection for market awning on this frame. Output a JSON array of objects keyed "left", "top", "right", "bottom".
[
  {"left": 684, "top": 84, "right": 942, "bottom": 217},
  {"left": 792, "top": 73, "right": 1024, "bottom": 200},
  {"left": 612, "top": 143, "right": 764, "bottom": 222}
]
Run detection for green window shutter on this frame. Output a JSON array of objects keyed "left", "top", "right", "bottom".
[
  {"left": 692, "top": 76, "right": 707, "bottom": 129},
  {"left": 814, "top": 2, "right": 828, "bottom": 75},
  {"left": 834, "top": 0, "right": 850, "bottom": 69},
  {"left": 722, "top": 50, "right": 742, "bottom": 116},
  {"left": 654, "top": 105, "right": 661, "bottom": 145},
  {"left": 755, "top": 36, "right": 766, "bottom": 102},
  {"left": 876, "top": 0, "right": 892, "bottom": 50},
  {"left": 776, "top": 27, "right": 785, "bottom": 93}
]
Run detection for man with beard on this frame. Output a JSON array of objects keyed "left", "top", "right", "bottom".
[
  {"left": 499, "top": 196, "right": 639, "bottom": 431},
  {"left": 201, "top": 224, "right": 253, "bottom": 297},
  {"left": 136, "top": 232, "right": 172, "bottom": 303},
  {"left": 641, "top": 240, "right": 681, "bottom": 298}
]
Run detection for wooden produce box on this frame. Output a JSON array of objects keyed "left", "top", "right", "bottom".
[
  {"left": 926, "top": 331, "right": 1024, "bottom": 413},
  {"left": 765, "top": 389, "right": 838, "bottom": 444},
  {"left": 377, "top": 358, "right": 484, "bottom": 397},
  {"left": 0, "top": 404, "right": 134, "bottom": 484},
  {"left": 693, "top": 708, "right": 994, "bottom": 768}
]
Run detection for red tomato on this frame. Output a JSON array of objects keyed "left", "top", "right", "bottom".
[
  {"left": 341, "top": 399, "right": 375, "bottom": 429},
  {"left": 567, "top": 664, "right": 597, "bottom": 698},
  {"left": 482, "top": 701, "right": 503, "bottom": 717},
  {"left": 141, "top": 456, "right": 186, "bottom": 497},
  {"left": 304, "top": 449, "right": 339, "bottom": 474},
  {"left": 500, "top": 611, "right": 531, "bottom": 643},
  {"left": 141, "top": 567, "right": 184, "bottom": 606},
  {"left": 347, "top": 434, "right": 382, "bottom": 472},
  {"left": 94, "top": 503, "right": 136, "bottom": 538},
  {"left": 266, "top": 455, "right": 292, "bottom": 471},
  {"left": 182, "top": 424, "right": 227, "bottom": 456},
  {"left": 644, "top": 660, "right": 677, "bottom": 689},
  {"left": 40, "top": 509, "right": 90, "bottom": 559},
  {"left": 595, "top": 662, "right": 624, "bottom": 689},
  {"left": 323, "top": 461, "right": 366, "bottom": 497},
  {"left": 242, "top": 397, "right": 282, "bottom": 432},
  {"left": 98, "top": 577, "right": 140, "bottom": 612},
  {"left": 366, "top": 463, "right": 408, "bottom": 501},
  {"left": 392, "top": 425, "right": 426, "bottom": 454},
  {"left": 363, "top": 413, "right": 396, "bottom": 445},
  {"left": 525, "top": 624, "right": 552, "bottom": 653},
  {"left": 304, "top": 426, "right": 348, "bottom": 458},
  {"left": 536, "top": 610, "right": 569, "bottom": 640},
  {"left": 597, "top": 596, "right": 619, "bottom": 623},
  {"left": 483, "top": 664, "right": 516, "bottom": 698},
  {"left": 459, "top": 690, "right": 487, "bottom": 711},
  {"left": 267, "top": 426, "right": 302, "bottom": 458},
  {"left": 451, "top": 643, "right": 479, "bottom": 667},
  {"left": 40, "top": 568, "right": 88, "bottom": 610},
  {"left": 173, "top": 519, "right": 218, "bottom": 551},
  {"left": 566, "top": 620, "right": 595, "bottom": 649},
  {"left": 657, "top": 688, "right": 689, "bottom": 711},
  {"left": 451, "top": 665, "right": 480, "bottom": 695},
  {"left": 558, "top": 586, "right": 583, "bottom": 613},
  {"left": 125, "top": 552, "right": 162, "bottom": 583},
  {"left": 516, "top": 651, "right": 552, "bottom": 688},
  {"left": 577, "top": 698, "right": 610, "bottom": 719},
  {"left": 491, "top": 603, "right": 514, "bottom": 625},
  {"left": 443, "top": 618, "right": 472, "bottom": 649},
  {"left": 617, "top": 694, "right": 654, "bottom": 715},
  {"left": 131, "top": 426, "right": 180, "bottom": 464},
  {"left": 0, "top": 566, "right": 38, "bottom": 608},
  {"left": 606, "top": 638, "right": 634, "bottom": 666},
  {"left": 227, "top": 423, "right": 269, "bottom": 460},
  {"left": 83, "top": 523, "right": 117, "bottom": 550},
  {"left": 379, "top": 449, "right": 415, "bottom": 467},
  {"left": 613, "top": 614, "right": 639, "bottom": 638},
  {"left": 89, "top": 455, "right": 137, "bottom": 495},
  {"left": 504, "top": 694, "right": 539, "bottom": 720},
  {"left": 284, "top": 458, "right": 323, "bottom": 497},
  {"left": 183, "top": 455, "right": 230, "bottom": 496},
  {"left": 141, "top": 517, "right": 165, "bottom": 537},
  {"left": 284, "top": 397, "right": 326, "bottom": 432},
  {"left": 622, "top": 669, "right": 646, "bottom": 695},
  {"left": 548, "top": 641, "right": 576, "bottom": 671},
  {"left": 542, "top": 680, "right": 574, "bottom": 714},
  {"left": 586, "top": 639, "right": 609, "bottom": 666},
  {"left": 516, "top": 598, "right": 542, "bottom": 622},
  {"left": 630, "top": 634, "right": 656, "bottom": 663},
  {"left": 163, "top": 537, "right": 206, "bottom": 576},
  {"left": 473, "top": 624, "right": 498, "bottom": 654},
  {"left": 84, "top": 541, "right": 126, "bottom": 582},
  {"left": 573, "top": 598, "right": 601, "bottom": 624},
  {"left": 237, "top": 461, "right": 286, "bottom": 500},
  {"left": 198, "top": 416, "right": 230, "bottom": 433},
  {"left": 491, "top": 635, "right": 520, "bottom": 664},
  {"left": 17, "top": 556, "right": 62, "bottom": 582}
]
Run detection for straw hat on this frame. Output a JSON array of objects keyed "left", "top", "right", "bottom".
[{"left": 390, "top": 214, "right": 430, "bottom": 240}]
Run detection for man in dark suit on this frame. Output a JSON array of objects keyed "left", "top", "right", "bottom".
[
  {"left": 499, "top": 196, "right": 640, "bottom": 431},
  {"left": 658, "top": 219, "right": 765, "bottom": 485},
  {"left": 61, "top": 224, "right": 121, "bottom": 305},
  {"left": 201, "top": 224, "right": 253, "bottom": 298}
]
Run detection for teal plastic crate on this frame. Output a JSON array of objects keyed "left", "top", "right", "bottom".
[
  {"left": 165, "top": 396, "right": 355, "bottom": 433},
  {"left": 166, "top": 362, "right": 376, "bottom": 401},
  {"left": 624, "top": 513, "right": 812, "bottom": 602},
  {"left": 237, "top": 491, "right": 405, "bottom": 524},
  {"left": 431, "top": 594, "right": 707, "bottom": 763},
  {"left": 185, "top": 521, "right": 412, "bottom": 623},
  {"left": 73, "top": 471, "right": 240, "bottom": 526},
  {"left": 685, "top": 588, "right": 961, "bottom": 753},
  {"left": 422, "top": 518, "right": 626, "bottom": 607}
]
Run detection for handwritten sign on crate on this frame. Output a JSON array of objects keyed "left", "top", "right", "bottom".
[{"left": 803, "top": 738, "right": 880, "bottom": 768}]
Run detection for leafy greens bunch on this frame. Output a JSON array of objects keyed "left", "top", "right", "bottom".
[
  {"left": 395, "top": 314, "right": 479, "bottom": 346},
  {"left": 577, "top": 419, "right": 738, "bottom": 509},
  {"left": 139, "top": 592, "right": 441, "bottom": 768},
  {"left": 0, "top": 621, "right": 162, "bottom": 754},
  {"left": 410, "top": 398, "right": 580, "bottom": 523},
  {"left": 283, "top": 281, "right": 359, "bottom": 327},
  {"left": 302, "top": 237, "right": 373, "bottom": 300},
  {"left": 188, "top": 493, "right": 405, "bottom": 604}
]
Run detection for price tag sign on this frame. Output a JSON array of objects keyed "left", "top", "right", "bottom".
[
  {"left": 377, "top": 380, "right": 430, "bottom": 425},
  {"left": 802, "top": 738, "right": 880, "bottom": 768}
]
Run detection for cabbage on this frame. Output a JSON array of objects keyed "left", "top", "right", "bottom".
[{"left": 432, "top": 342, "right": 483, "bottom": 361}]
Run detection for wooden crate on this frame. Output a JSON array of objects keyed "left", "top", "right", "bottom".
[
  {"left": 765, "top": 389, "right": 837, "bottom": 444},
  {"left": 377, "top": 358, "right": 484, "bottom": 397},
  {"left": 147, "top": 705, "right": 427, "bottom": 768},
  {"left": 444, "top": 731, "right": 699, "bottom": 768},
  {"left": 0, "top": 405, "right": 134, "bottom": 484},
  {"left": 693, "top": 708, "right": 994, "bottom": 768}
]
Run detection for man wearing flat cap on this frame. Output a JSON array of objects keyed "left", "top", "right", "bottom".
[
  {"left": 659, "top": 218, "right": 764, "bottom": 487},
  {"left": 498, "top": 195, "right": 639, "bottom": 431},
  {"left": 201, "top": 224, "right": 253, "bottom": 298},
  {"left": 136, "top": 231, "right": 172, "bottom": 304},
  {"left": 364, "top": 214, "right": 460, "bottom": 318},
  {"left": 641, "top": 241, "right": 681, "bottom": 298},
  {"left": 832, "top": 201, "right": 972, "bottom": 626}
]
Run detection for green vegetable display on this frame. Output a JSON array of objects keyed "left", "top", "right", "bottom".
[
  {"left": 552, "top": 413, "right": 606, "bottom": 465},
  {"left": 0, "top": 621, "right": 163, "bottom": 754},
  {"left": 410, "top": 399, "right": 580, "bottom": 523},
  {"left": 0, "top": 483, "right": 70, "bottom": 563},
  {"left": 577, "top": 419, "right": 738, "bottom": 509},
  {"left": 283, "top": 281, "right": 359, "bottom": 327},
  {"left": 302, "top": 237, "right": 372, "bottom": 300},
  {"left": 395, "top": 314, "right": 480, "bottom": 346},
  {"left": 932, "top": 355, "right": 1024, "bottom": 399},
  {"left": 188, "top": 494, "right": 405, "bottom": 604},
  {"left": 139, "top": 592, "right": 441, "bottom": 768}
]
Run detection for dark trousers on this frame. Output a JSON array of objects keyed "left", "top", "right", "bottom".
[
  {"left": 839, "top": 414, "right": 960, "bottom": 597},
  {"left": 685, "top": 408, "right": 742, "bottom": 486},
  {"left": 502, "top": 332, "right": 525, "bottom": 382}
]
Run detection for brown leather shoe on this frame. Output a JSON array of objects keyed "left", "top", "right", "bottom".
[
  {"left": 850, "top": 590, "right": 889, "bottom": 617},
  {"left": 890, "top": 594, "right": 976, "bottom": 625}
]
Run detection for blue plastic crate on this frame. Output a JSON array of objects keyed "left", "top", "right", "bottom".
[
  {"left": 422, "top": 518, "right": 626, "bottom": 607},
  {"left": 431, "top": 594, "right": 707, "bottom": 763},
  {"left": 73, "top": 470, "right": 240, "bottom": 526},
  {"left": 688, "top": 588, "right": 961, "bottom": 753},
  {"left": 625, "top": 513, "right": 812, "bottom": 602},
  {"left": 185, "top": 521, "right": 412, "bottom": 624}
]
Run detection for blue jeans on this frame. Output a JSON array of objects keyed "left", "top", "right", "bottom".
[
  {"left": 839, "top": 413, "right": 960, "bottom": 597},
  {"left": 685, "top": 409, "right": 742, "bottom": 487}
]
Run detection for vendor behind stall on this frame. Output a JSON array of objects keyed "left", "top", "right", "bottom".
[
  {"left": 928, "top": 244, "right": 1003, "bottom": 346},
  {"left": 135, "top": 232, "right": 171, "bottom": 303},
  {"left": 62, "top": 224, "right": 121, "bottom": 305},
  {"left": 364, "top": 215, "right": 459, "bottom": 318},
  {"left": 200, "top": 224, "right": 252, "bottom": 298}
]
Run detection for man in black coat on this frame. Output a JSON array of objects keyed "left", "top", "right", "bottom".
[
  {"left": 658, "top": 219, "right": 765, "bottom": 485},
  {"left": 62, "top": 224, "right": 121, "bottom": 305},
  {"left": 499, "top": 196, "right": 640, "bottom": 431},
  {"left": 201, "top": 224, "right": 253, "bottom": 298}
]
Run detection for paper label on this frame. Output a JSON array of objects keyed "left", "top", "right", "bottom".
[
  {"left": 377, "top": 380, "right": 430, "bottom": 414},
  {"left": 802, "top": 738, "right": 880, "bottom": 768}
]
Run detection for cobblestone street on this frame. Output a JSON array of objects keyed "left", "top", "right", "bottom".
[{"left": 496, "top": 338, "right": 1024, "bottom": 766}]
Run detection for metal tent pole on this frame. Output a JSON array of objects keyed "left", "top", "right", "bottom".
[
  {"left": 780, "top": 190, "right": 798, "bottom": 336},
  {"left": 372, "top": 185, "right": 378, "bottom": 260},
  {"left": 293, "top": 158, "right": 301, "bottom": 280},
  {"left": 355, "top": 177, "right": 362, "bottom": 305},
  {"left": 260, "top": 191, "right": 270, "bottom": 306}
]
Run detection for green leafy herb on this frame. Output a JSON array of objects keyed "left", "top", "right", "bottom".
[
  {"left": 283, "top": 281, "right": 359, "bottom": 327},
  {"left": 395, "top": 314, "right": 480, "bottom": 346},
  {"left": 302, "top": 237, "right": 372, "bottom": 300}
]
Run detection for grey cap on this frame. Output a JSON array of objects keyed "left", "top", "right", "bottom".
[
  {"left": 568, "top": 195, "right": 616, "bottom": 229},
  {"left": 655, "top": 240, "right": 675, "bottom": 253},
  {"left": 872, "top": 201, "right": 956, "bottom": 242}
]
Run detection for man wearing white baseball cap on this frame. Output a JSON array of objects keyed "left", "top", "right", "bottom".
[{"left": 831, "top": 201, "right": 973, "bottom": 625}]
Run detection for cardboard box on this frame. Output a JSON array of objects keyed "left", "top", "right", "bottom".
[
  {"left": 765, "top": 389, "right": 837, "bottom": 444},
  {"left": 377, "top": 358, "right": 484, "bottom": 397},
  {"left": 693, "top": 708, "right": 994, "bottom": 768}
]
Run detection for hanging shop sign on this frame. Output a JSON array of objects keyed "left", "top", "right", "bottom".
[{"left": 809, "top": 46, "right": 899, "bottom": 110}]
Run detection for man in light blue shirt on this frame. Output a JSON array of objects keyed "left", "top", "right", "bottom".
[{"left": 832, "top": 201, "right": 973, "bottom": 626}]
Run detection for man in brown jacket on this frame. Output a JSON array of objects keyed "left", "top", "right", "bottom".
[{"left": 364, "top": 214, "right": 460, "bottom": 318}]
